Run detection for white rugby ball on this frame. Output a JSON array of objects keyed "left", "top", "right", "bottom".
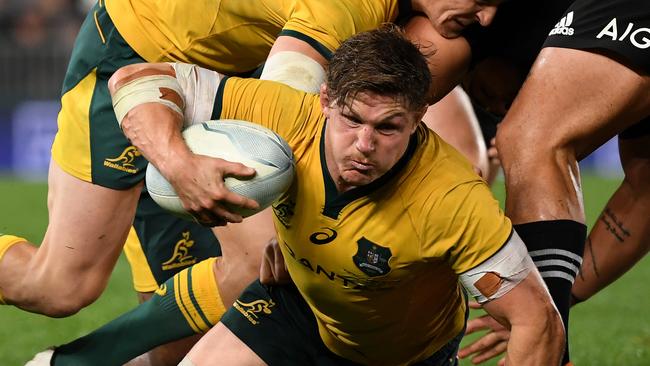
[{"left": 146, "top": 119, "right": 294, "bottom": 220}]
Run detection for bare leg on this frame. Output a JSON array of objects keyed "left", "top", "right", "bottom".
[
  {"left": 497, "top": 47, "right": 650, "bottom": 363},
  {"left": 498, "top": 48, "right": 650, "bottom": 223},
  {"left": 0, "top": 160, "right": 141, "bottom": 316},
  {"left": 423, "top": 86, "right": 489, "bottom": 179},
  {"left": 184, "top": 323, "right": 266, "bottom": 366},
  {"left": 212, "top": 208, "right": 274, "bottom": 305}
]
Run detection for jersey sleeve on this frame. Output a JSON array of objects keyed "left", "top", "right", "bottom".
[
  {"left": 420, "top": 181, "right": 513, "bottom": 274},
  {"left": 280, "top": 0, "right": 397, "bottom": 59},
  {"left": 213, "top": 76, "right": 323, "bottom": 150}
]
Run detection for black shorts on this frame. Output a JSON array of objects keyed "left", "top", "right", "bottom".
[
  {"left": 221, "top": 280, "right": 464, "bottom": 366},
  {"left": 462, "top": 0, "right": 573, "bottom": 138},
  {"left": 464, "top": 0, "right": 573, "bottom": 70},
  {"left": 543, "top": 0, "right": 650, "bottom": 75},
  {"left": 620, "top": 116, "right": 650, "bottom": 139}
]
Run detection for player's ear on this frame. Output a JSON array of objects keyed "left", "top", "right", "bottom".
[
  {"left": 412, "top": 105, "right": 428, "bottom": 133},
  {"left": 319, "top": 83, "right": 331, "bottom": 117}
]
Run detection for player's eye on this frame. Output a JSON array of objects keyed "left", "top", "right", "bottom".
[
  {"left": 377, "top": 124, "right": 398, "bottom": 135},
  {"left": 342, "top": 114, "right": 362, "bottom": 126}
]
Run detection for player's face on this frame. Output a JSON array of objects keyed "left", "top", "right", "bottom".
[
  {"left": 425, "top": 0, "right": 502, "bottom": 38},
  {"left": 321, "top": 91, "right": 423, "bottom": 192}
]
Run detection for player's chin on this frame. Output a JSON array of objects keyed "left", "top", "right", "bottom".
[{"left": 341, "top": 170, "right": 377, "bottom": 187}]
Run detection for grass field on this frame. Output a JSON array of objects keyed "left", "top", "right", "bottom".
[{"left": 0, "top": 175, "right": 648, "bottom": 365}]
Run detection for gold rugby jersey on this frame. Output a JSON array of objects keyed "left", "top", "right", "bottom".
[
  {"left": 216, "top": 77, "right": 512, "bottom": 366},
  {"left": 106, "top": 0, "right": 411, "bottom": 74}
]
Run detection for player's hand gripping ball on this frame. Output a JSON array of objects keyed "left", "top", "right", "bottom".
[{"left": 146, "top": 120, "right": 295, "bottom": 219}]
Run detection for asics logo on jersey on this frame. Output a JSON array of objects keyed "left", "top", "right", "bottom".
[
  {"left": 549, "top": 11, "right": 575, "bottom": 36},
  {"left": 596, "top": 18, "right": 650, "bottom": 49},
  {"left": 103, "top": 146, "right": 141, "bottom": 174},
  {"left": 233, "top": 299, "right": 275, "bottom": 325},
  {"left": 161, "top": 231, "right": 197, "bottom": 270},
  {"left": 309, "top": 228, "right": 337, "bottom": 245}
]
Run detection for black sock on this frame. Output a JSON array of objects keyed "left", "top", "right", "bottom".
[{"left": 514, "top": 220, "right": 586, "bottom": 365}]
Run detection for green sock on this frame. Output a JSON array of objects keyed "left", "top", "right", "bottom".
[{"left": 53, "top": 257, "right": 225, "bottom": 365}]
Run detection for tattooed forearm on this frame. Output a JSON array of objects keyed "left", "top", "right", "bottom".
[
  {"left": 599, "top": 207, "right": 631, "bottom": 243},
  {"left": 579, "top": 237, "right": 599, "bottom": 281}
]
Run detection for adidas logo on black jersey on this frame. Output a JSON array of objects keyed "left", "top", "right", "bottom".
[{"left": 549, "top": 11, "right": 574, "bottom": 36}]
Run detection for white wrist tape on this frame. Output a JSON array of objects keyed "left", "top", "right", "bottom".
[
  {"left": 459, "top": 229, "right": 534, "bottom": 303},
  {"left": 112, "top": 74, "right": 184, "bottom": 128},
  {"left": 170, "top": 62, "right": 222, "bottom": 128},
  {"left": 260, "top": 51, "right": 325, "bottom": 93}
]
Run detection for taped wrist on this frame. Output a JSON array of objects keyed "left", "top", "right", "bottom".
[
  {"left": 459, "top": 230, "right": 533, "bottom": 303},
  {"left": 170, "top": 62, "right": 222, "bottom": 127},
  {"left": 112, "top": 74, "right": 184, "bottom": 128}
]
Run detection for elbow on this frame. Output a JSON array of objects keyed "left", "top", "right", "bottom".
[
  {"left": 108, "top": 63, "right": 176, "bottom": 96},
  {"left": 108, "top": 64, "right": 139, "bottom": 96}
]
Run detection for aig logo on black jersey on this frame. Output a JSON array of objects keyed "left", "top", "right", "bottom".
[
  {"left": 353, "top": 238, "right": 392, "bottom": 277},
  {"left": 597, "top": 18, "right": 650, "bottom": 49},
  {"left": 309, "top": 228, "right": 337, "bottom": 245}
]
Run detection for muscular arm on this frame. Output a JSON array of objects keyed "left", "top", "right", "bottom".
[
  {"left": 108, "top": 63, "right": 189, "bottom": 182},
  {"left": 482, "top": 269, "right": 565, "bottom": 365},
  {"left": 404, "top": 15, "right": 471, "bottom": 104},
  {"left": 108, "top": 63, "right": 258, "bottom": 226},
  {"left": 458, "top": 231, "right": 564, "bottom": 365}
]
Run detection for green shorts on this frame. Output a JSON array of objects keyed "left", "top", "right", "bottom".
[
  {"left": 124, "top": 191, "right": 222, "bottom": 292},
  {"left": 52, "top": 1, "right": 147, "bottom": 189},
  {"left": 221, "top": 280, "right": 464, "bottom": 366},
  {"left": 54, "top": 3, "right": 221, "bottom": 291}
]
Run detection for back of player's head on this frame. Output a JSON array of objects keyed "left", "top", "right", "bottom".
[{"left": 326, "top": 24, "right": 431, "bottom": 112}]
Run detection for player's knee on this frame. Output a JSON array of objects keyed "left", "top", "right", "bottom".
[
  {"left": 30, "top": 278, "right": 104, "bottom": 317},
  {"left": 495, "top": 122, "right": 527, "bottom": 166},
  {"left": 496, "top": 120, "right": 562, "bottom": 167},
  {"left": 39, "top": 301, "right": 83, "bottom": 318}
]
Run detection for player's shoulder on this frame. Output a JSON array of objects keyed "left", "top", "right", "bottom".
[
  {"left": 289, "top": 0, "right": 399, "bottom": 27},
  {"left": 394, "top": 124, "right": 484, "bottom": 210},
  {"left": 410, "top": 124, "right": 479, "bottom": 184}
]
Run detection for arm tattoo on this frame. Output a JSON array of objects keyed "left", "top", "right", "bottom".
[
  {"left": 599, "top": 207, "right": 631, "bottom": 243},
  {"left": 580, "top": 237, "right": 600, "bottom": 281}
]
